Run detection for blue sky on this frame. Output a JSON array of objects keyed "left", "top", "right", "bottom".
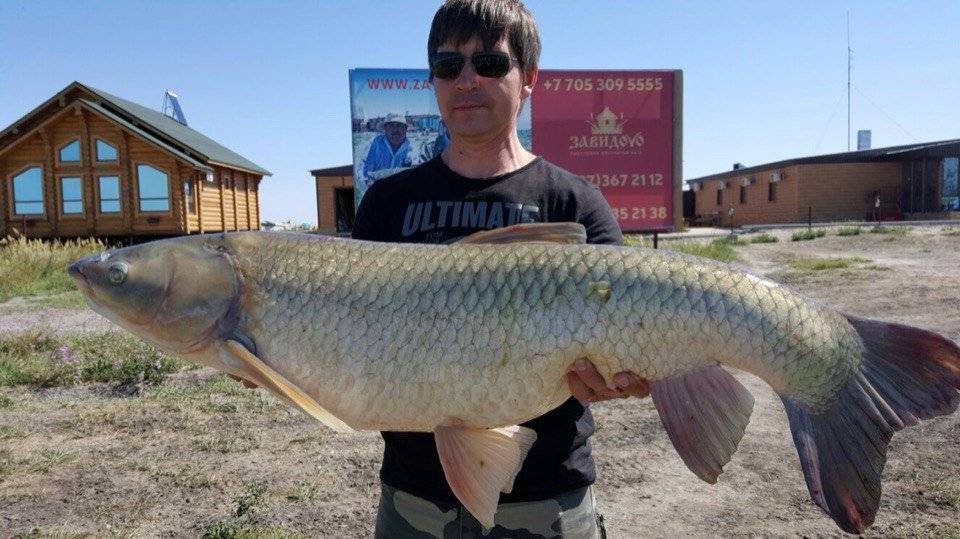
[{"left": 2, "top": 1, "right": 958, "bottom": 225}]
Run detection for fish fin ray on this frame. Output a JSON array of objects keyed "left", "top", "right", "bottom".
[
  {"left": 219, "top": 340, "right": 353, "bottom": 433},
  {"left": 650, "top": 365, "right": 754, "bottom": 484},
  {"left": 781, "top": 315, "right": 960, "bottom": 534},
  {"left": 434, "top": 424, "right": 537, "bottom": 528},
  {"left": 454, "top": 223, "right": 586, "bottom": 245}
]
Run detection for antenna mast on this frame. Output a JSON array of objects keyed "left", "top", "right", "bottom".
[{"left": 847, "top": 12, "right": 852, "bottom": 151}]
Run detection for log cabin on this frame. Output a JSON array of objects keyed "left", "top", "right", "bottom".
[{"left": 0, "top": 81, "right": 271, "bottom": 239}]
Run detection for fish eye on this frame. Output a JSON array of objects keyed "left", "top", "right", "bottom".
[{"left": 107, "top": 263, "right": 128, "bottom": 285}]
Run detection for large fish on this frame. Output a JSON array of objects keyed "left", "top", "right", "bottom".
[{"left": 67, "top": 223, "right": 959, "bottom": 533}]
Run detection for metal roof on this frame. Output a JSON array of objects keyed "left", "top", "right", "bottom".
[
  {"left": 687, "top": 138, "right": 960, "bottom": 184},
  {"left": 310, "top": 164, "right": 354, "bottom": 177},
  {"left": 78, "top": 99, "right": 212, "bottom": 172}
]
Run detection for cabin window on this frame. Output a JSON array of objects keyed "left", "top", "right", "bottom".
[
  {"left": 95, "top": 139, "right": 118, "bottom": 161},
  {"left": 137, "top": 164, "right": 169, "bottom": 212},
  {"left": 183, "top": 180, "right": 195, "bottom": 214},
  {"left": 98, "top": 175, "right": 121, "bottom": 213},
  {"left": 716, "top": 188, "right": 723, "bottom": 206},
  {"left": 61, "top": 177, "right": 83, "bottom": 215},
  {"left": 59, "top": 140, "right": 81, "bottom": 162},
  {"left": 12, "top": 166, "right": 44, "bottom": 215},
  {"left": 740, "top": 185, "right": 747, "bottom": 204},
  {"left": 768, "top": 182, "right": 778, "bottom": 202}
]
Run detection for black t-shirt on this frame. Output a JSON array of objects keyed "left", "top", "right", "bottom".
[{"left": 351, "top": 155, "right": 623, "bottom": 504}]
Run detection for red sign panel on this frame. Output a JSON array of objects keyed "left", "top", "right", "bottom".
[{"left": 532, "top": 70, "right": 679, "bottom": 231}]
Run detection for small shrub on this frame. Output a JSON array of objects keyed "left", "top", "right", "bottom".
[
  {"left": 749, "top": 233, "right": 778, "bottom": 244},
  {"left": 665, "top": 238, "right": 739, "bottom": 262},
  {"left": 30, "top": 449, "right": 75, "bottom": 474},
  {"left": 234, "top": 481, "right": 268, "bottom": 518},
  {"left": 790, "top": 256, "right": 871, "bottom": 271},
  {"left": 0, "top": 331, "right": 186, "bottom": 388},
  {"left": 0, "top": 426, "right": 26, "bottom": 440},
  {"left": 791, "top": 229, "right": 827, "bottom": 241},
  {"left": 869, "top": 225, "right": 908, "bottom": 235},
  {"left": 837, "top": 226, "right": 861, "bottom": 236}
]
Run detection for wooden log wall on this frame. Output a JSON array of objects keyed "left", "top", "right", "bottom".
[{"left": 1, "top": 101, "right": 263, "bottom": 238}]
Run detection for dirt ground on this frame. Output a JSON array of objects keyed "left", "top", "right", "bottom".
[{"left": 1, "top": 225, "right": 959, "bottom": 538}]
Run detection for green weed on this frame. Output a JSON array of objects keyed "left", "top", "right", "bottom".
[
  {"left": 30, "top": 449, "right": 75, "bottom": 474},
  {"left": 0, "top": 331, "right": 186, "bottom": 388},
  {"left": 791, "top": 229, "right": 827, "bottom": 241},
  {"left": 749, "top": 233, "right": 778, "bottom": 244},
  {"left": 664, "top": 238, "right": 740, "bottom": 262},
  {"left": 836, "top": 226, "right": 861, "bottom": 236},
  {"left": 789, "top": 256, "right": 871, "bottom": 271},
  {"left": 0, "top": 426, "right": 27, "bottom": 440},
  {"left": 234, "top": 481, "right": 268, "bottom": 518},
  {"left": 869, "top": 225, "right": 908, "bottom": 235}
]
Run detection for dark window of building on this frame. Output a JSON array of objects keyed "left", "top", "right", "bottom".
[
  {"left": 335, "top": 187, "right": 355, "bottom": 232},
  {"left": 716, "top": 188, "right": 723, "bottom": 206},
  {"left": 99, "top": 175, "right": 121, "bottom": 213},
  {"left": 59, "top": 140, "right": 80, "bottom": 162},
  {"left": 768, "top": 182, "right": 777, "bottom": 202},
  {"left": 12, "top": 166, "right": 44, "bottom": 215},
  {"left": 740, "top": 185, "right": 747, "bottom": 204},
  {"left": 137, "top": 164, "right": 170, "bottom": 212},
  {"left": 61, "top": 176, "right": 83, "bottom": 215}
]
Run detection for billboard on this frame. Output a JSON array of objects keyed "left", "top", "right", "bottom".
[
  {"left": 349, "top": 68, "right": 681, "bottom": 231},
  {"left": 348, "top": 68, "right": 531, "bottom": 207},
  {"left": 532, "top": 70, "right": 681, "bottom": 232}
]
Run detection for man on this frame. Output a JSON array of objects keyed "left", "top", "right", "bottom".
[
  {"left": 352, "top": 1, "right": 649, "bottom": 536},
  {"left": 362, "top": 112, "right": 414, "bottom": 190}
]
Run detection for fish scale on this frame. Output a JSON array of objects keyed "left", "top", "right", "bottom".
[{"left": 222, "top": 233, "right": 853, "bottom": 428}]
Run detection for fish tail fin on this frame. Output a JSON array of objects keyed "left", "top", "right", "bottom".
[{"left": 781, "top": 315, "right": 960, "bottom": 534}]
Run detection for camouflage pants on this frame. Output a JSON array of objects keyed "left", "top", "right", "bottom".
[{"left": 374, "top": 484, "right": 606, "bottom": 539}]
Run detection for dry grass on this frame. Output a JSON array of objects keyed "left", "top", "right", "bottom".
[{"left": 0, "top": 235, "right": 105, "bottom": 302}]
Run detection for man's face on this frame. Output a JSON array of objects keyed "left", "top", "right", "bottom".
[
  {"left": 383, "top": 122, "right": 408, "bottom": 147},
  {"left": 432, "top": 36, "right": 536, "bottom": 141}
]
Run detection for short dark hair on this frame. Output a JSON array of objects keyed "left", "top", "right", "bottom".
[{"left": 428, "top": 0, "right": 541, "bottom": 74}]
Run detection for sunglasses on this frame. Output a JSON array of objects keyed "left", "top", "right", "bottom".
[{"left": 429, "top": 51, "right": 516, "bottom": 80}]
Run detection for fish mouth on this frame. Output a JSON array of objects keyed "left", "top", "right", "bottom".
[{"left": 68, "top": 256, "right": 95, "bottom": 290}]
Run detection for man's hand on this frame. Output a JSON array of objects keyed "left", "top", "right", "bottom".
[
  {"left": 228, "top": 374, "right": 258, "bottom": 389},
  {"left": 566, "top": 358, "right": 650, "bottom": 403}
]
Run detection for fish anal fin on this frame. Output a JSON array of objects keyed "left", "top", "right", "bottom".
[
  {"left": 650, "top": 365, "right": 755, "bottom": 484},
  {"left": 218, "top": 339, "right": 353, "bottom": 433},
  {"left": 455, "top": 223, "right": 587, "bottom": 245},
  {"left": 434, "top": 424, "right": 537, "bottom": 528}
]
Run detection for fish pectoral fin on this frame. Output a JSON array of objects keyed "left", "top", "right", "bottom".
[
  {"left": 218, "top": 339, "right": 353, "bottom": 433},
  {"left": 650, "top": 365, "right": 754, "bottom": 484},
  {"left": 434, "top": 424, "right": 537, "bottom": 528},
  {"left": 454, "top": 223, "right": 587, "bottom": 245}
]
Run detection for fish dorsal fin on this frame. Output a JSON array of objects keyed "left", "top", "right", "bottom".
[
  {"left": 455, "top": 223, "right": 587, "bottom": 245},
  {"left": 219, "top": 339, "right": 353, "bottom": 433},
  {"left": 650, "top": 365, "right": 755, "bottom": 484},
  {"left": 434, "top": 424, "right": 537, "bottom": 528}
]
